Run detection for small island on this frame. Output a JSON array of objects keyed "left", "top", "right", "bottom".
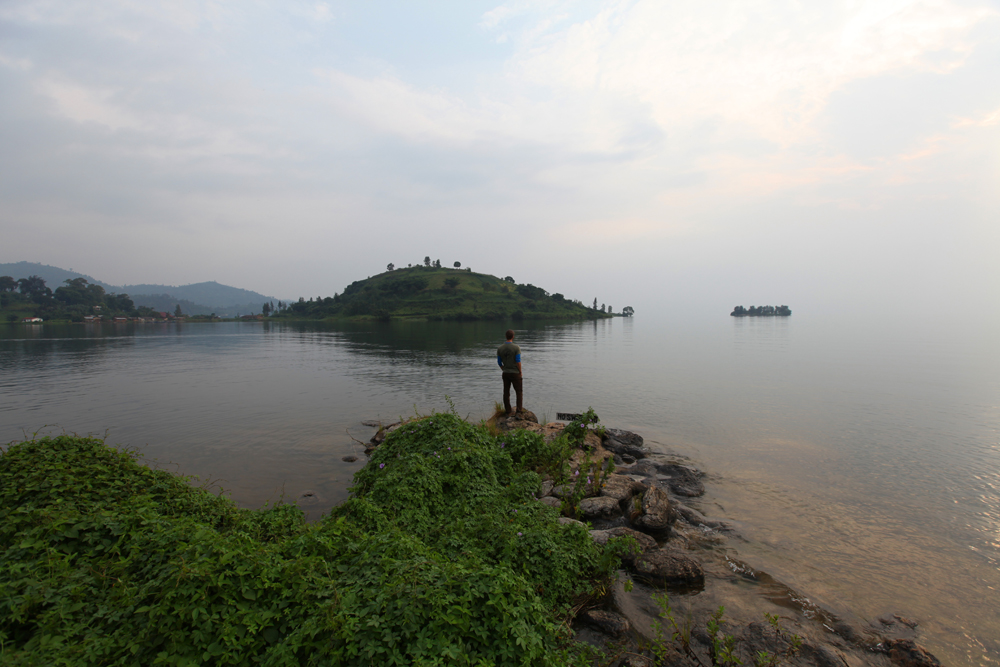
[
  {"left": 272, "top": 264, "right": 618, "bottom": 322},
  {"left": 731, "top": 305, "right": 791, "bottom": 317}
]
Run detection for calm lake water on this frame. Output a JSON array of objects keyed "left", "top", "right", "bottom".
[{"left": 1, "top": 315, "right": 998, "bottom": 665}]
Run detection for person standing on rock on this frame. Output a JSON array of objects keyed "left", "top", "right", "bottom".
[{"left": 497, "top": 329, "right": 523, "bottom": 416}]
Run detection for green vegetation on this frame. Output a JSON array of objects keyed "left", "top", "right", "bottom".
[
  {"left": 1, "top": 413, "right": 624, "bottom": 666},
  {"left": 0, "top": 275, "right": 164, "bottom": 322},
  {"left": 645, "top": 593, "right": 802, "bottom": 667},
  {"left": 273, "top": 266, "right": 611, "bottom": 321}
]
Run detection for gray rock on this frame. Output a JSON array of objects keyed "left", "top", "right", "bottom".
[
  {"left": 672, "top": 503, "right": 726, "bottom": 529},
  {"left": 578, "top": 609, "right": 631, "bottom": 637},
  {"left": 632, "top": 547, "right": 704, "bottom": 587},
  {"left": 551, "top": 484, "right": 574, "bottom": 499},
  {"left": 589, "top": 529, "right": 612, "bottom": 544},
  {"left": 579, "top": 496, "right": 622, "bottom": 519},
  {"left": 600, "top": 474, "right": 645, "bottom": 504},
  {"left": 631, "top": 486, "right": 674, "bottom": 535},
  {"left": 604, "top": 428, "right": 644, "bottom": 448},
  {"left": 658, "top": 464, "right": 705, "bottom": 497},
  {"left": 621, "top": 459, "right": 659, "bottom": 477},
  {"left": 602, "top": 428, "right": 648, "bottom": 459},
  {"left": 559, "top": 517, "right": 587, "bottom": 528},
  {"left": 539, "top": 496, "right": 562, "bottom": 508},
  {"left": 606, "top": 526, "right": 657, "bottom": 552},
  {"left": 882, "top": 639, "right": 942, "bottom": 667},
  {"left": 539, "top": 480, "right": 555, "bottom": 497},
  {"left": 618, "top": 656, "right": 654, "bottom": 667}
]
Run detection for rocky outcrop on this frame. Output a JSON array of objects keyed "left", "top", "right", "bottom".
[
  {"left": 600, "top": 473, "right": 646, "bottom": 505},
  {"left": 602, "top": 428, "right": 648, "bottom": 459},
  {"left": 658, "top": 464, "right": 705, "bottom": 497},
  {"left": 578, "top": 496, "right": 622, "bottom": 520},
  {"left": 883, "top": 639, "right": 942, "bottom": 667},
  {"left": 631, "top": 486, "right": 674, "bottom": 535},
  {"left": 493, "top": 409, "right": 539, "bottom": 431},
  {"left": 632, "top": 547, "right": 704, "bottom": 587}
]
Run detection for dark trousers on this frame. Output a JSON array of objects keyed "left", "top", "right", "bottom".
[{"left": 502, "top": 374, "right": 523, "bottom": 414}]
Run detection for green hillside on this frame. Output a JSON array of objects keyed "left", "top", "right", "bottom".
[{"left": 277, "top": 267, "right": 611, "bottom": 321}]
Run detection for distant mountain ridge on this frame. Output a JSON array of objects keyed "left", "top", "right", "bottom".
[{"left": 0, "top": 262, "right": 279, "bottom": 315}]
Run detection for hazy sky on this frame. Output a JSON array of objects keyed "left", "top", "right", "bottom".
[{"left": 2, "top": 1, "right": 998, "bottom": 314}]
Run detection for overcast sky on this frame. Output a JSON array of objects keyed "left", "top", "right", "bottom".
[{"left": 1, "top": 0, "right": 998, "bottom": 316}]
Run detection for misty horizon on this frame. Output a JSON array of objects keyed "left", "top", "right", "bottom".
[{"left": 1, "top": 2, "right": 998, "bottom": 322}]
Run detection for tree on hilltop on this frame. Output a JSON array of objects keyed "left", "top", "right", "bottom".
[
  {"left": 454, "top": 261, "right": 461, "bottom": 268},
  {"left": 424, "top": 256, "right": 431, "bottom": 267}
]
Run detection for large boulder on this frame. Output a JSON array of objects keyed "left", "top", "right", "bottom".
[
  {"left": 599, "top": 474, "right": 646, "bottom": 505},
  {"left": 619, "top": 459, "right": 659, "bottom": 478},
  {"left": 631, "top": 486, "right": 674, "bottom": 535},
  {"left": 538, "top": 496, "right": 562, "bottom": 509},
  {"left": 631, "top": 547, "right": 704, "bottom": 588},
  {"left": 578, "top": 496, "right": 622, "bottom": 520},
  {"left": 495, "top": 409, "right": 539, "bottom": 432},
  {"left": 602, "top": 428, "right": 648, "bottom": 459}
]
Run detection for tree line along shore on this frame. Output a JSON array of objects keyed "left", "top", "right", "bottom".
[{"left": 1, "top": 267, "right": 634, "bottom": 324}]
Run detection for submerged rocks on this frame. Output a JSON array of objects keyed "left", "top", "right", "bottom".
[
  {"left": 631, "top": 547, "right": 705, "bottom": 588},
  {"left": 882, "top": 639, "right": 942, "bottom": 667},
  {"left": 658, "top": 464, "right": 705, "bottom": 497},
  {"left": 631, "top": 486, "right": 674, "bottom": 535}
]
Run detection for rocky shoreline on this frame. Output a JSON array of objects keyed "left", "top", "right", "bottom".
[{"left": 366, "top": 410, "right": 942, "bottom": 667}]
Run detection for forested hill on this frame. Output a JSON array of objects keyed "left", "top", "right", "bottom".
[{"left": 275, "top": 267, "right": 614, "bottom": 321}]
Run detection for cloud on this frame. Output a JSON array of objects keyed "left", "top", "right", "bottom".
[{"left": 0, "top": 0, "right": 997, "bottom": 308}]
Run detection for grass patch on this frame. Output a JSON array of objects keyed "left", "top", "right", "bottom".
[{"left": 1, "top": 414, "right": 619, "bottom": 666}]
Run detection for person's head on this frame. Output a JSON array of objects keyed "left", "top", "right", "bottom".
[{"left": 505, "top": 329, "right": 515, "bottom": 341}]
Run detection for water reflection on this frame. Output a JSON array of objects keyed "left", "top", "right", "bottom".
[{"left": 0, "top": 317, "right": 998, "bottom": 663}]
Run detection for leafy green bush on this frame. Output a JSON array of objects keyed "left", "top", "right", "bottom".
[{"left": 1, "top": 415, "right": 617, "bottom": 666}]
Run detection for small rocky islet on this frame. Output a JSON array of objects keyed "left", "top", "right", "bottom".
[{"left": 365, "top": 410, "right": 941, "bottom": 667}]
